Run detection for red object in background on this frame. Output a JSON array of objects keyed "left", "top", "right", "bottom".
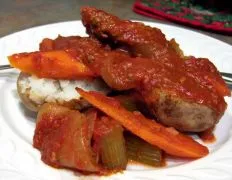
[{"left": 133, "top": 0, "right": 232, "bottom": 34}]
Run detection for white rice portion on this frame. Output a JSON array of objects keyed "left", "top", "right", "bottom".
[{"left": 18, "top": 75, "right": 110, "bottom": 105}]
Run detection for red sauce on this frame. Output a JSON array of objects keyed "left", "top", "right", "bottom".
[
  {"left": 198, "top": 127, "right": 216, "bottom": 143},
  {"left": 99, "top": 53, "right": 227, "bottom": 114},
  {"left": 33, "top": 104, "right": 101, "bottom": 172},
  {"left": 93, "top": 116, "right": 121, "bottom": 141},
  {"left": 33, "top": 113, "right": 68, "bottom": 168}
]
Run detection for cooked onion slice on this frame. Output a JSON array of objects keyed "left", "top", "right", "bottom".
[{"left": 33, "top": 103, "right": 101, "bottom": 172}]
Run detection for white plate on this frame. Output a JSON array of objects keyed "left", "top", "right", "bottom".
[{"left": 0, "top": 21, "right": 232, "bottom": 180}]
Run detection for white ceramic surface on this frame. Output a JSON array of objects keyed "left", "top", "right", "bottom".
[{"left": 0, "top": 21, "right": 232, "bottom": 180}]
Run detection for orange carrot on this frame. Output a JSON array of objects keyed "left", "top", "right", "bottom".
[
  {"left": 76, "top": 88, "right": 209, "bottom": 158},
  {"left": 8, "top": 50, "right": 95, "bottom": 79}
]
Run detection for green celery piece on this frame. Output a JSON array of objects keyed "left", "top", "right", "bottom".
[
  {"left": 126, "top": 133, "right": 163, "bottom": 167},
  {"left": 100, "top": 126, "right": 128, "bottom": 169}
]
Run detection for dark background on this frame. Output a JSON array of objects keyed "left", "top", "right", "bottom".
[{"left": 0, "top": 0, "right": 231, "bottom": 44}]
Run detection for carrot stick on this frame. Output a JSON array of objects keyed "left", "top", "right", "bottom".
[
  {"left": 8, "top": 50, "right": 95, "bottom": 79},
  {"left": 76, "top": 88, "right": 209, "bottom": 158}
]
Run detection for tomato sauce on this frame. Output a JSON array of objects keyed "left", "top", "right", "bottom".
[
  {"left": 198, "top": 127, "right": 216, "bottom": 143},
  {"left": 99, "top": 53, "right": 227, "bottom": 114}
]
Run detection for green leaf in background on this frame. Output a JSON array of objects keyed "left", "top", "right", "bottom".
[
  {"left": 184, "top": 14, "right": 195, "bottom": 20},
  {"left": 141, "top": 0, "right": 154, "bottom": 7},
  {"left": 224, "top": 22, "right": 232, "bottom": 28},
  {"left": 213, "top": 14, "right": 232, "bottom": 23},
  {"left": 201, "top": 16, "right": 212, "bottom": 24}
]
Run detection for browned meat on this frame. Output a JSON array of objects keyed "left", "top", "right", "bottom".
[
  {"left": 144, "top": 89, "right": 219, "bottom": 132},
  {"left": 80, "top": 7, "right": 230, "bottom": 132},
  {"left": 81, "top": 7, "right": 180, "bottom": 64},
  {"left": 81, "top": 7, "right": 230, "bottom": 98},
  {"left": 100, "top": 56, "right": 226, "bottom": 132}
]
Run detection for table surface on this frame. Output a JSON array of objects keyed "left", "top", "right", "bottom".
[{"left": 0, "top": 0, "right": 231, "bottom": 45}]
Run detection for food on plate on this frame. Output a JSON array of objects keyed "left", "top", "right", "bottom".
[{"left": 7, "top": 6, "right": 230, "bottom": 176}]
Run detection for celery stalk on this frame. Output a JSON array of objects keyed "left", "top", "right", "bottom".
[
  {"left": 100, "top": 126, "right": 127, "bottom": 169},
  {"left": 125, "top": 133, "right": 162, "bottom": 167}
]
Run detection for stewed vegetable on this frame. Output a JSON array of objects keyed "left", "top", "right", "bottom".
[
  {"left": 125, "top": 133, "right": 162, "bottom": 167},
  {"left": 96, "top": 118, "right": 127, "bottom": 169},
  {"left": 33, "top": 103, "right": 101, "bottom": 172}
]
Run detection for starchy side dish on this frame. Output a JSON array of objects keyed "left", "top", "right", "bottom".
[{"left": 8, "top": 7, "right": 230, "bottom": 175}]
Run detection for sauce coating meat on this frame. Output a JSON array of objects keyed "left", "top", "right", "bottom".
[
  {"left": 81, "top": 7, "right": 230, "bottom": 132},
  {"left": 81, "top": 7, "right": 229, "bottom": 97}
]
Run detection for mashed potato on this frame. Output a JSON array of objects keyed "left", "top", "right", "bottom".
[{"left": 17, "top": 73, "right": 110, "bottom": 110}]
